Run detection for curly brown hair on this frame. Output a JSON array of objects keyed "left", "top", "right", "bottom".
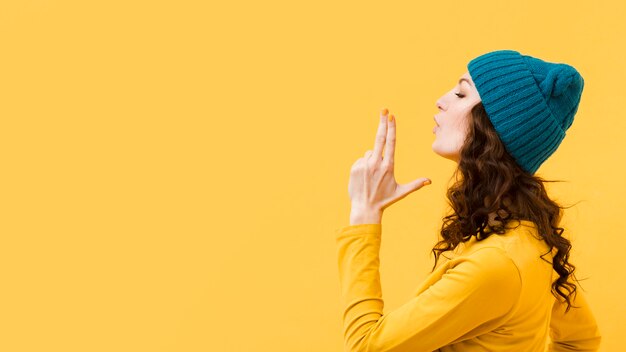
[{"left": 431, "top": 101, "right": 584, "bottom": 313}]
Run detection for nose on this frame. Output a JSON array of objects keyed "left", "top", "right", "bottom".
[{"left": 436, "top": 98, "right": 445, "bottom": 111}]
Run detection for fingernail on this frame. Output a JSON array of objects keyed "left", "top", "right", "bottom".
[
  {"left": 381, "top": 108, "right": 389, "bottom": 116},
  {"left": 388, "top": 114, "right": 394, "bottom": 122},
  {"left": 423, "top": 179, "right": 431, "bottom": 185}
]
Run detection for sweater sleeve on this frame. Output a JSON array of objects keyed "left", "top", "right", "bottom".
[
  {"left": 335, "top": 223, "right": 522, "bottom": 352},
  {"left": 547, "top": 282, "right": 602, "bottom": 352}
]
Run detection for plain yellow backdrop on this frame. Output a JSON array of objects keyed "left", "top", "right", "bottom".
[{"left": 0, "top": 1, "right": 624, "bottom": 351}]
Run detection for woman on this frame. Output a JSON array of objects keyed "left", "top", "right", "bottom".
[{"left": 335, "top": 50, "right": 601, "bottom": 351}]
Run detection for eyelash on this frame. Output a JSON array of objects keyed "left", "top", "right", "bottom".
[{"left": 455, "top": 92, "right": 465, "bottom": 98}]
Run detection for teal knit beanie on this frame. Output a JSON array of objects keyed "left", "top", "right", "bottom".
[{"left": 467, "top": 50, "right": 584, "bottom": 175}]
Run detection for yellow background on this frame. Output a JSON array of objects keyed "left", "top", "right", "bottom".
[{"left": 1, "top": 1, "right": 623, "bottom": 351}]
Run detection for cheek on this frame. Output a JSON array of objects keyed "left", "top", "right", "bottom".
[
  {"left": 450, "top": 118, "right": 465, "bottom": 130},
  {"left": 455, "top": 109, "right": 472, "bottom": 128},
  {"left": 444, "top": 116, "right": 470, "bottom": 143},
  {"left": 446, "top": 113, "right": 469, "bottom": 131}
]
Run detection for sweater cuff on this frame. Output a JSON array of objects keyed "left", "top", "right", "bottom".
[{"left": 335, "top": 223, "right": 382, "bottom": 238}]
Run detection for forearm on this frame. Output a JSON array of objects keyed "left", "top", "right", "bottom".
[{"left": 336, "top": 224, "right": 384, "bottom": 351}]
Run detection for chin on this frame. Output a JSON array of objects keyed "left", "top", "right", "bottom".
[{"left": 432, "top": 145, "right": 460, "bottom": 163}]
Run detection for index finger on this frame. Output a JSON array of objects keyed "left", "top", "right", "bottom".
[
  {"left": 373, "top": 108, "right": 389, "bottom": 157},
  {"left": 384, "top": 113, "right": 395, "bottom": 163}
]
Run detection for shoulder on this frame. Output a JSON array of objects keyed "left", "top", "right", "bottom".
[{"left": 449, "top": 247, "right": 522, "bottom": 292}]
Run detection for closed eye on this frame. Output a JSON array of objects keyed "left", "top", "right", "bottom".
[{"left": 455, "top": 92, "right": 465, "bottom": 98}]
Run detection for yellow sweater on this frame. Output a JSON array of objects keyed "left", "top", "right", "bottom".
[{"left": 335, "top": 220, "right": 601, "bottom": 352}]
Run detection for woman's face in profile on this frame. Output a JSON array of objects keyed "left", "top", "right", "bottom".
[{"left": 432, "top": 71, "right": 482, "bottom": 162}]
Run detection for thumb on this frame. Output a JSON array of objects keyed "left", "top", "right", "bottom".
[{"left": 396, "top": 178, "right": 431, "bottom": 198}]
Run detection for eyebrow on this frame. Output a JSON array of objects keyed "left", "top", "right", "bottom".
[{"left": 458, "top": 78, "right": 473, "bottom": 87}]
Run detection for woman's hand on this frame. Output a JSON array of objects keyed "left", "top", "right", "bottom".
[{"left": 348, "top": 108, "right": 431, "bottom": 225}]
